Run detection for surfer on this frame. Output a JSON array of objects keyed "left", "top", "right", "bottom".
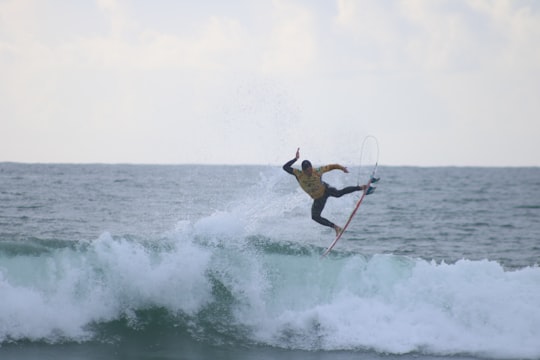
[{"left": 283, "top": 148, "right": 377, "bottom": 236}]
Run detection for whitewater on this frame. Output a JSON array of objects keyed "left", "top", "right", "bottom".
[{"left": 0, "top": 163, "right": 539, "bottom": 360}]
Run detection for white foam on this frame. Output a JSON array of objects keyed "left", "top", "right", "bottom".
[
  {"left": 0, "top": 232, "right": 214, "bottom": 343},
  {"left": 1, "top": 214, "right": 539, "bottom": 359},
  {"left": 247, "top": 255, "right": 540, "bottom": 359}
]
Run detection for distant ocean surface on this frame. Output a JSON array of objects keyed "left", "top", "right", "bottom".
[{"left": 1, "top": 163, "right": 539, "bottom": 360}]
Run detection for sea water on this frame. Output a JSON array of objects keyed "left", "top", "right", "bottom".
[{"left": 0, "top": 163, "right": 539, "bottom": 360}]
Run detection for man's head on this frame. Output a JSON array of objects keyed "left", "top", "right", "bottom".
[{"left": 301, "top": 160, "right": 313, "bottom": 175}]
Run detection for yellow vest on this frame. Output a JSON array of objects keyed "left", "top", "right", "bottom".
[{"left": 293, "top": 164, "right": 341, "bottom": 199}]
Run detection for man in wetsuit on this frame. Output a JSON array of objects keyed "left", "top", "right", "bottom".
[{"left": 283, "top": 148, "right": 377, "bottom": 236}]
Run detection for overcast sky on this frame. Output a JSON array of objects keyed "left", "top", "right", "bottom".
[{"left": 1, "top": 0, "right": 539, "bottom": 166}]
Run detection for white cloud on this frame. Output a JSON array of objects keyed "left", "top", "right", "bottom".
[
  {"left": 327, "top": 0, "right": 540, "bottom": 166},
  {"left": 261, "top": 0, "right": 318, "bottom": 75},
  {"left": 0, "top": 0, "right": 539, "bottom": 165}
]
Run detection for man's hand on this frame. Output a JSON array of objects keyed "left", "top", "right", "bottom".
[{"left": 295, "top": 148, "right": 300, "bottom": 160}]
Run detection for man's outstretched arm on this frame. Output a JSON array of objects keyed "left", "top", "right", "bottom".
[
  {"left": 282, "top": 148, "right": 300, "bottom": 175},
  {"left": 320, "top": 164, "right": 349, "bottom": 174}
]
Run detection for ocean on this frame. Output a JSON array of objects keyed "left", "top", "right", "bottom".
[{"left": 0, "top": 163, "right": 539, "bottom": 360}]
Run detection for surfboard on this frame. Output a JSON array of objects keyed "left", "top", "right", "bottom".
[{"left": 321, "top": 136, "right": 379, "bottom": 257}]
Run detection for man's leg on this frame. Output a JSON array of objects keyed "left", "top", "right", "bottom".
[
  {"left": 327, "top": 186, "right": 362, "bottom": 198},
  {"left": 311, "top": 196, "right": 335, "bottom": 228}
]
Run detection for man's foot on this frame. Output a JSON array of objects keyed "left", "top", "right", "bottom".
[
  {"left": 370, "top": 176, "right": 380, "bottom": 184},
  {"left": 334, "top": 225, "right": 343, "bottom": 236},
  {"left": 359, "top": 184, "right": 376, "bottom": 194}
]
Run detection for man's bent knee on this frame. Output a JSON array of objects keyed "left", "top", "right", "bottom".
[{"left": 312, "top": 214, "right": 334, "bottom": 228}]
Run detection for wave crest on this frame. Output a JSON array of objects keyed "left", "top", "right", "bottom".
[{"left": 1, "top": 223, "right": 540, "bottom": 359}]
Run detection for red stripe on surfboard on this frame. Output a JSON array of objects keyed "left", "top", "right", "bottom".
[{"left": 320, "top": 179, "right": 372, "bottom": 258}]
